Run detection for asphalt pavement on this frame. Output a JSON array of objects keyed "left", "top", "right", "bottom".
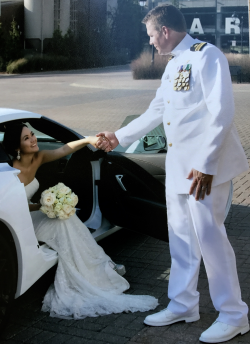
[{"left": 0, "top": 66, "right": 250, "bottom": 344}]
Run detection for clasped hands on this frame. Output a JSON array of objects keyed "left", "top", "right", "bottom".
[
  {"left": 94, "top": 132, "right": 213, "bottom": 201},
  {"left": 94, "top": 131, "right": 117, "bottom": 152}
]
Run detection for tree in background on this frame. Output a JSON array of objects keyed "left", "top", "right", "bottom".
[
  {"left": 45, "top": 29, "right": 79, "bottom": 58},
  {"left": 0, "top": 18, "right": 23, "bottom": 71},
  {"left": 171, "top": 0, "right": 179, "bottom": 8},
  {"left": 7, "top": 18, "right": 23, "bottom": 60},
  {"left": 109, "top": 0, "right": 144, "bottom": 60},
  {"left": 0, "top": 23, "right": 5, "bottom": 71}
]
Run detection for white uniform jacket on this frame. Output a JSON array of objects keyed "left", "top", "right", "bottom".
[{"left": 115, "top": 34, "right": 248, "bottom": 194}]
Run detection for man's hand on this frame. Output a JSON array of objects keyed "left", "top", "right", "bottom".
[
  {"left": 96, "top": 131, "right": 119, "bottom": 152},
  {"left": 187, "top": 169, "right": 213, "bottom": 201}
]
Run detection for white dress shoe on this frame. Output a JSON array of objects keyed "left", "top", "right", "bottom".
[
  {"left": 115, "top": 264, "right": 126, "bottom": 276},
  {"left": 199, "top": 320, "right": 250, "bottom": 343},
  {"left": 144, "top": 308, "right": 200, "bottom": 326},
  {"left": 109, "top": 261, "right": 126, "bottom": 276}
]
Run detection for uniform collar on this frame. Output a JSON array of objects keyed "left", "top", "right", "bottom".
[{"left": 171, "top": 34, "right": 195, "bottom": 57}]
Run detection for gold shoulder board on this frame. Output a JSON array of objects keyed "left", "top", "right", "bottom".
[{"left": 190, "top": 42, "right": 207, "bottom": 52}]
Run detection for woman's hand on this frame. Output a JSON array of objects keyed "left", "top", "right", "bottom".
[
  {"left": 88, "top": 136, "right": 111, "bottom": 150},
  {"left": 87, "top": 136, "right": 100, "bottom": 148}
]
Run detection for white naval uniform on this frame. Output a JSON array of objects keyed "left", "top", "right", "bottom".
[{"left": 115, "top": 34, "right": 249, "bottom": 326}]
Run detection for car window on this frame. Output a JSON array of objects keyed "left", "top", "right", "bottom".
[
  {"left": 0, "top": 131, "right": 4, "bottom": 142},
  {"left": 113, "top": 116, "right": 166, "bottom": 154},
  {"left": 0, "top": 121, "right": 73, "bottom": 160},
  {"left": 24, "top": 122, "right": 74, "bottom": 159},
  {"left": 0, "top": 123, "right": 60, "bottom": 143},
  {"left": 24, "top": 122, "right": 61, "bottom": 143}
]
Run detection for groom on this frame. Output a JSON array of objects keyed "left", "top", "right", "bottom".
[{"left": 96, "top": 4, "right": 249, "bottom": 343}]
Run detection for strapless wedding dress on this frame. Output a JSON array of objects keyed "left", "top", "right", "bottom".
[{"left": 25, "top": 178, "right": 158, "bottom": 319}]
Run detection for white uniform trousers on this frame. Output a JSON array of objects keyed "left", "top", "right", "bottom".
[{"left": 166, "top": 180, "right": 248, "bottom": 327}]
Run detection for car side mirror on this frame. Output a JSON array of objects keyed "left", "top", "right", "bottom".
[{"left": 143, "top": 135, "right": 166, "bottom": 151}]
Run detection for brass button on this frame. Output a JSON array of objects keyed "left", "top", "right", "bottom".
[
  {"left": 169, "top": 143, "right": 172, "bottom": 147},
  {"left": 167, "top": 100, "right": 170, "bottom": 103},
  {"left": 167, "top": 122, "right": 170, "bottom": 125}
]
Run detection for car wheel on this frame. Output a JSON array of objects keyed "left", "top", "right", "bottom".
[{"left": 0, "top": 231, "right": 18, "bottom": 332}]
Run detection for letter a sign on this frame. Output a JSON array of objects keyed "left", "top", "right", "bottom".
[{"left": 190, "top": 18, "right": 204, "bottom": 34}]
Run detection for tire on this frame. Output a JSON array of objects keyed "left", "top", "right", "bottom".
[{"left": 0, "top": 229, "right": 18, "bottom": 332}]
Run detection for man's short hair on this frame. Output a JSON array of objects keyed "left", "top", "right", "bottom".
[{"left": 142, "top": 4, "right": 187, "bottom": 33}]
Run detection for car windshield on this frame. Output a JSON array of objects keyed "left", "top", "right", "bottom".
[{"left": 113, "top": 119, "right": 166, "bottom": 154}]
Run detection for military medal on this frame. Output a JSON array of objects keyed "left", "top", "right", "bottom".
[
  {"left": 174, "top": 64, "right": 192, "bottom": 91},
  {"left": 168, "top": 55, "right": 174, "bottom": 62}
]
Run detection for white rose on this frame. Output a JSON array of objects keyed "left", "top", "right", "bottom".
[
  {"left": 69, "top": 208, "right": 76, "bottom": 217},
  {"left": 57, "top": 210, "right": 69, "bottom": 220},
  {"left": 58, "top": 186, "right": 71, "bottom": 195},
  {"left": 42, "top": 192, "right": 56, "bottom": 206},
  {"left": 40, "top": 205, "right": 53, "bottom": 214},
  {"left": 56, "top": 210, "right": 64, "bottom": 217},
  {"left": 54, "top": 203, "right": 63, "bottom": 212},
  {"left": 65, "top": 197, "right": 74, "bottom": 206},
  {"left": 49, "top": 186, "right": 56, "bottom": 193},
  {"left": 56, "top": 183, "right": 65, "bottom": 190},
  {"left": 62, "top": 204, "right": 73, "bottom": 215},
  {"left": 47, "top": 211, "right": 57, "bottom": 219},
  {"left": 41, "top": 189, "right": 50, "bottom": 196},
  {"left": 40, "top": 190, "right": 50, "bottom": 204},
  {"left": 58, "top": 196, "right": 66, "bottom": 204},
  {"left": 71, "top": 193, "right": 78, "bottom": 207}
]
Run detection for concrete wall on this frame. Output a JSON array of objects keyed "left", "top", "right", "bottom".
[
  {"left": 24, "top": 0, "right": 54, "bottom": 51},
  {"left": 24, "top": 0, "right": 54, "bottom": 40},
  {"left": 60, "top": 0, "right": 70, "bottom": 35}
]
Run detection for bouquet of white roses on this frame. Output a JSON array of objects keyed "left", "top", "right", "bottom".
[{"left": 40, "top": 183, "right": 78, "bottom": 220}]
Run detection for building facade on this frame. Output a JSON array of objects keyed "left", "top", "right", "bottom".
[
  {"left": 20, "top": 0, "right": 250, "bottom": 53},
  {"left": 154, "top": 0, "right": 249, "bottom": 53},
  {"left": 24, "top": 0, "right": 107, "bottom": 52}
]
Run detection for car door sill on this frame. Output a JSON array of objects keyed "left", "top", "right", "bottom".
[
  {"left": 84, "top": 160, "right": 102, "bottom": 229},
  {"left": 93, "top": 218, "right": 122, "bottom": 242}
]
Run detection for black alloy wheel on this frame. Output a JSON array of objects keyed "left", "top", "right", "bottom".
[{"left": 0, "top": 230, "right": 18, "bottom": 333}]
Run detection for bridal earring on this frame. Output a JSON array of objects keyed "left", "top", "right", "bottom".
[{"left": 17, "top": 150, "right": 21, "bottom": 160}]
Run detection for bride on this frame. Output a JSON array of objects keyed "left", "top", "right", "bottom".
[{"left": 3, "top": 123, "right": 158, "bottom": 320}]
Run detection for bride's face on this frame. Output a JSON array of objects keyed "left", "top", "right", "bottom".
[{"left": 18, "top": 127, "right": 39, "bottom": 155}]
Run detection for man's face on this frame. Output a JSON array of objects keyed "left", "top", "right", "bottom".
[{"left": 146, "top": 21, "right": 170, "bottom": 55}]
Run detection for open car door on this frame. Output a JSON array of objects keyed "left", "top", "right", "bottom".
[{"left": 99, "top": 151, "right": 168, "bottom": 242}]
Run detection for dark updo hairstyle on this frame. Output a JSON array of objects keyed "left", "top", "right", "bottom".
[{"left": 3, "top": 122, "right": 28, "bottom": 158}]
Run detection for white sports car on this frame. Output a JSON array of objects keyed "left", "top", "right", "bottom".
[{"left": 0, "top": 108, "right": 170, "bottom": 329}]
